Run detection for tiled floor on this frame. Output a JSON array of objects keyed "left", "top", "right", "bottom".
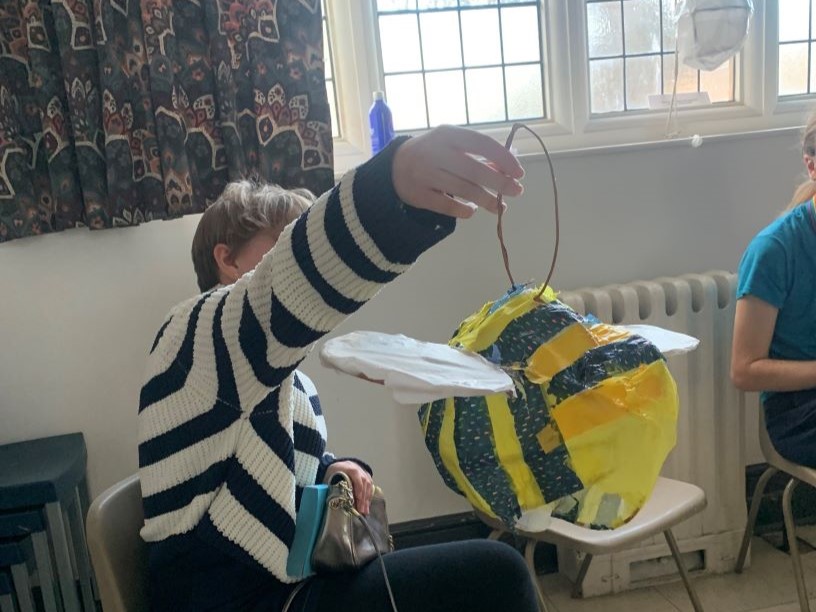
[{"left": 537, "top": 537, "right": 816, "bottom": 612}]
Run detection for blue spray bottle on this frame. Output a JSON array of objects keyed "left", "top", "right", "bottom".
[{"left": 369, "top": 91, "right": 395, "bottom": 155}]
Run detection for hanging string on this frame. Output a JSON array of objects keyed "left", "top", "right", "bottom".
[
  {"left": 665, "top": 47, "right": 681, "bottom": 139},
  {"left": 495, "top": 123, "right": 560, "bottom": 303}
]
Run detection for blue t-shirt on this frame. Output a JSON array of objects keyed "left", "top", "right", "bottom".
[{"left": 737, "top": 199, "right": 816, "bottom": 402}]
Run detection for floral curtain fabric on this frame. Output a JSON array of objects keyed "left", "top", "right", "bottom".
[{"left": 0, "top": 0, "right": 333, "bottom": 242}]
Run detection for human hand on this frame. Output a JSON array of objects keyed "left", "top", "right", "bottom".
[
  {"left": 324, "top": 460, "right": 374, "bottom": 515},
  {"left": 392, "top": 125, "right": 525, "bottom": 219}
]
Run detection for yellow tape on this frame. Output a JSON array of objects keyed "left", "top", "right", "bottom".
[
  {"left": 526, "top": 324, "right": 597, "bottom": 383},
  {"left": 453, "top": 285, "right": 558, "bottom": 353},
  {"left": 551, "top": 361, "right": 678, "bottom": 526},
  {"left": 486, "top": 394, "right": 547, "bottom": 509},
  {"left": 536, "top": 423, "right": 562, "bottom": 453}
]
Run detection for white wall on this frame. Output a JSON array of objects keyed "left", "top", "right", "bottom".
[{"left": 0, "top": 129, "right": 800, "bottom": 522}]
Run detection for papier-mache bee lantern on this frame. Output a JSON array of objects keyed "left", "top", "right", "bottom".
[
  {"left": 418, "top": 282, "right": 678, "bottom": 530},
  {"left": 321, "top": 124, "right": 682, "bottom": 532},
  {"left": 419, "top": 125, "right": 678, "bottom": 530}
]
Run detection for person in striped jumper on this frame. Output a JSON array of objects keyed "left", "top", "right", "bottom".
[{"left": 138, "top": 126, "right": 540, "bottom": 612}]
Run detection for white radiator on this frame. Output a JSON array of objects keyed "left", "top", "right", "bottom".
[{"left": 557, "top": 271, "right": 760, "bottom": 596}]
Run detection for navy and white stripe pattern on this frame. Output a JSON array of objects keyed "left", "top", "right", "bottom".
[{"left": 137, "top": 139, "right": 455, "bottom": 583}]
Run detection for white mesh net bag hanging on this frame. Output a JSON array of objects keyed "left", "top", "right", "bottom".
[{"left": 675, "top": 0, "right": 754, "bottom": 71}]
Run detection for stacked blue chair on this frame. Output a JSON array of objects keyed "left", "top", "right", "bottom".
[
  {"left": 0, "top": 539, "right": 33, "bottom": 612},
  {"left": 0, "top": 570, "right": 15, "bottom": 612},
  {"left": 0, "top": 511, "right": 59, "bottom": 611},
  {"left": 0, "top": 434, "right": 96, "bottom": 612}
]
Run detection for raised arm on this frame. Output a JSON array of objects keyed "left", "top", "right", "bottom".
[{"left": 217, "top": 127, "right": 525, "bottom": 397}]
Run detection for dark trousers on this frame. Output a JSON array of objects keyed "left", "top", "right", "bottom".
[
  {"left": 765, "top": 390, "right": 816, "bottom": 468},
  {"left": 294, "top": 539, "right": 540, "bottom": 612}
]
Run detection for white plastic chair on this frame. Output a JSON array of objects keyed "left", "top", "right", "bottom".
[
  {"left": 476, "top": 477, "right": 707, "bottom": 612},
  {"left": 85, "top": 475, "right": 149, "bottom": 612},
  {"left": 736, "top": 409, "right": 816, "bottom": 612}
]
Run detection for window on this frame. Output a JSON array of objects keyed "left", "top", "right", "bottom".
[
  {"left": 323, "top": 0, "right": 340, "bottom": 137},
  {"left": 778, "top": 0, "right": 816, "bottom": 97},
  {"left": 325, "top": 1, "right": 815, "bottom": 170},
  {"left": 585, "top": 0, "right": 735, "bottom": 114},
  {"left": 374, "top": 0, "right": 547, "bottom": 131}
]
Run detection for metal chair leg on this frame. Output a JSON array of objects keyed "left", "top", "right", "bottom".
[
  {"left": 44, "top": 502, "right": 81, "bottom": 612},
  {"left": 665, "top": 530, "right": 704, "bottom": 612},
  {"left": 10, "top": 563, "right": 34, "bottom": 612},
  {"left": 782, "top": 478, "right": 811, "bottom": 612},
  {"left": 67, "top": 488, "right": 95, "bottom": 612},
  {"left": 736, "top": 466, "right": 778, "bottom": 573},
  {"left": 523, "top": 539, "right": 550, "bottom": 612},
  {"left": 77, "top": 478, "right": 99, "bottom": 601},
  {"left": 31, "top": 531, "right": 59, "bottom": 612},
  {"left": 734, "top": 467, "right": 779, "bottom": 574},
  {"left": 571, "top": 552, "right": 593, "bottom": 599}
]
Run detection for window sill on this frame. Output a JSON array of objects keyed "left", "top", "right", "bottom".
[{"left": 332, "top": 101, "right": 813, "bottom": 179}]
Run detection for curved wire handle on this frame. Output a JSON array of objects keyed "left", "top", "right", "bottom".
[{"left": 495, "top": 123, "right": 560, "bottom": 303}]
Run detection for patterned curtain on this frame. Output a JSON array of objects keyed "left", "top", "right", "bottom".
[{"left": 0, "top": 0, "right": 333, "bottom": 243}]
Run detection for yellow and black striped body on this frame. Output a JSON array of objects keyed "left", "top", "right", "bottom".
[{"left": 419, "top": 285, "right": 678, "bottom": 530}]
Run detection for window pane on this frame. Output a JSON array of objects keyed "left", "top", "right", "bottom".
[
  {"left": 323, "top": 21, "right": 332, "bottom": 80},
  {"left": 590, "top": 58, "right": 624, "bottom": 113},
  {"left": 418, "top": 0, "right": 457, "bottom": 8},
  {"left": 811, "top": 42, "right": 816, "bottom": 97},
  {"left": 385, "top": 74, "right": 428, "bottom": 130},
  {"left": 326, "top": 80, "right": 339, "bottom": 138},
  {"left": 426, "top": 70, "right": 468, "bottom": 126},
  {"left": 700, "top": 59, "right": 734, "bottom": 103},
  {"left": 376, "top": 1, "right": 546, "bottom": 128},
  {"left": 465, "top": 67, "right": 505, "bottom": 123},
  {"left": 323, "top": 0, "right": 340, "bottom": 138},
  {"left": 587, "top": 1, "right": 623, "bottom": 58},
  {"left": 780, "top": 0, "right": 810, "bottom": 42},
  {"left": 779, "top": 43, "right": 810, "bottom": 96},
  {"left": 777, "top": 0, "right": 816, "bottom": 98},
  {"left": 379, "top": 15, "right": 422, "bottom": 73},
  {"left": 378, "top": 0, "right": 416, "bottom": 11},
  {"left": 461, "top": 8, "right": 502, "bottom": 67},
  {"left": 624, "top": 0, "right": 661, "bottom": 55},
  {"left": 501, "top": 6, "right": 541, "bottom": 64},
  {"left": 586, "top": 0, "right": 735, "bottom": 113},
  {"left": 420, "top": 11, "right": 462, "bottom": 70},
  {"left": 813, "top": 0, "right": 816, "bottom": 41},
  {"left": 505, "top": 64, "right": 544, "bottom": 120},
  {"left": 663, "top": 53, "right": 699, "bottom": 95},
  {"left": 626, "top": 55, "right": 661, "bottom": 110},
  {"left": 662, "top": 0, "right": 676, "bottom": 51}
]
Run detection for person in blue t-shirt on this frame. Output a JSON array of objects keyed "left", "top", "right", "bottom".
[{"left": 732, "top": 115, "right": 816, "bottom": 467}]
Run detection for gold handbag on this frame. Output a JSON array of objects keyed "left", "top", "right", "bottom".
[
  {"left": 312, "top": 472, "right": 394, "bottom": 572},
  {"left": 281, "top": 472, "right": 398, "bottom": 612}
]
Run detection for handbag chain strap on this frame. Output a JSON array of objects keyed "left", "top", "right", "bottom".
[{"left": 352, "top": 506, "right": 399, "bottom": 612}]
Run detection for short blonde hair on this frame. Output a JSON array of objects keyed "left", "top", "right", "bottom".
[{"left": 192, "top": 181, "right": 314, "bottom": 291}]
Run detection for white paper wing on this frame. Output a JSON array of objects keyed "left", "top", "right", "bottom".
[
  {"left": 319, "top": 331, "right": 515, "bottom": 405},
  {"left": 621, "top": 325, "right": 700, "bottom": 356},
  {"left": 320, "top": 326, "right": 699, "bottom": 405}
]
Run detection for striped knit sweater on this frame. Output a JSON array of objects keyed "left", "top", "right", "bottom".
[{"left": 137, "top": 139, "right": 455, "bottom": 608}]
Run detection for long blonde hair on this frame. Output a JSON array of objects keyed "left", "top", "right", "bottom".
[{"left": 788, "top": 113, "right": 816, "bottom": 210}]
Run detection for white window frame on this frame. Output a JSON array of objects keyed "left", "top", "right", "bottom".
[{"left": 327, "top": 0, "right": 814, "bottom": 174}]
